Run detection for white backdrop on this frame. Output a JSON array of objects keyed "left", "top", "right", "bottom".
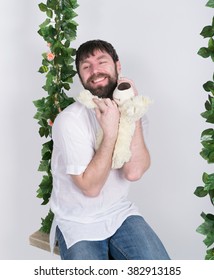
[{"left": 0, "top": 0, "right": 213, "bottom": 260}]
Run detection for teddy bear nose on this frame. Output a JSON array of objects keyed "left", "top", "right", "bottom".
[{"left": 118, "top": 82, "right": 131, "bottom": 91}]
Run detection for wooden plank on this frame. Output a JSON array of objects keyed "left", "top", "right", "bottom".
[{"left": 29, "top": 230, "right": 59, "bottom": 255}]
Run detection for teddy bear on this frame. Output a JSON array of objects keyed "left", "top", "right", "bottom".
[{"left": 76, "top": 81, "right": 151, "bottom": 169}]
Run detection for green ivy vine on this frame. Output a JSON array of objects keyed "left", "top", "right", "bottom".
[
  {"left": 194, "top": 0, "right": 214, "bottom": 260},
  {"left": 34, "top": 0, "right": 79, "bottom": 233}
]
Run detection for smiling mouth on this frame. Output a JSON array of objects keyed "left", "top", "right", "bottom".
[
  {"left": 88, "top": 74, "right": 108, "bottom": 85},
  {"left": 92, "top": 76, "right": 107, "bottom": 84}
]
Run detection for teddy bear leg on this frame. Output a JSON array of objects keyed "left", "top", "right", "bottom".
[
  {"left": 111, "top": 123, "right": 134, "bottom": 169},
  {"left": 112, "top": 149, "right": 131, "bottom": 169}
]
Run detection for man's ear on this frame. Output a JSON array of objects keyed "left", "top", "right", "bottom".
[{"left": 116, "top": 61, "right": 121, "bottom": 75}]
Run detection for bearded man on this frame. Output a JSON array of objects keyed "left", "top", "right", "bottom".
[{"left": 50, "top": 39, "right": 170, "bottom": 260}]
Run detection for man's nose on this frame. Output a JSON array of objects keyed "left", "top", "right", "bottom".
[{"left": 90, "top": 64, "right": 99, "bottom": 75}]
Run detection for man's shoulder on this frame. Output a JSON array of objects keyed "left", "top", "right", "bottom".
[
  {"left": 62, "top": 100, "right": 82, "bottom": 113},
  {"left": 56, "top": 101, "right": 84, "bottom": 119},
  {"left": 53, "top": 101, "right": 94, "bottom": 126}
]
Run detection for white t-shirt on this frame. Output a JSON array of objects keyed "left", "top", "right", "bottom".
[{"left": 50, "top": 101, "right": 148, "bottom": 250}]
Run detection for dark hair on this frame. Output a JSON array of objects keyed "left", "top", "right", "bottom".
[{"left": 75, "top": 39, "right": 119, "bottom": 74}]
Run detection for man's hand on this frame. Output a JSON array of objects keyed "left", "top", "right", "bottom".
[{"left": 93, "top": 98, "right": 120, "bottom": 141}]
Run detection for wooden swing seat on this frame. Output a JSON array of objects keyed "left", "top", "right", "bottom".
[{"left": 29, "top": 230, "right": 59, "bottom": 255}]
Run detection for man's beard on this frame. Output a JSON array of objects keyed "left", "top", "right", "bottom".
[{"left": 82, "top": 71, "right": 118, "bottom": 99}]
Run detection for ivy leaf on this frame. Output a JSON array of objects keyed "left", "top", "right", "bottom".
[
  {"left": 208, "top": 151, "right": 214, "bottom": 162},
  {"left": 205, "top": 248, "right": 214, "bottom": 260},
  {"left": 196, "top": 212, "right": 214, "bottom": 247},
  {"left": 71, "top": 0, "right": 79, "bottom": 9},
  {"left": 208, "top": 38, "right": 214, "bottom": 52},
  {"left": 40, "top": 210, "right": 54, "bottom": 233},
  {"left": 206, "top": 114, "right": 214, "bottom": 124},
  {"left": 33, "top": 98, "right": 45, "bottom": 108},
  {"left": 64, "top": 40, "right": 70, "bottom": 48},
  {"left": 38, "top": 65, "right": 49, "bottom": 73},
  {"left": 46, "top": 0, "right": 58, "bottom": 10},
  {"left": 202, "top": 172, "right": 209, "bottom": 184},
  {"left": 200, "top": 25, "right": 214, "bottom": 38},
  {"left": 204, "top": 174, "right": 214, "bottom": 191},
  {"left": 38, "top": 3, "right": 47, "bottom": 12},
  {"left": 206, "top": 0, "right": 214, "bottom": 8},
  {"left": 38, "top": 160, "right": 50, "bottom": 172},
  {"left": 39, "top": 19, "right": 51, "bottom": 29},
  {"left": 201, "top": 110, "right": 214, "bottom": 123},
  {"left": 205, "top": 100, "right": 212, "bottom": 110},
  {"left": 194, "top": 186, "right": 208, "bottom": 197},
  {"left": 200, "top": 147, "right": 214, "bottom": 163},
  {"left": 203, "top": 81, "right": 214, "bottom": 93},
  {"left": 198, "top": 47, "right": 211, "bottom": 58},
  {"left": 63, "top": 83, "right": 70, "bottom": 90},
  {"left": 63, "top": 0, "right": 79, "bottom": 9},
  {"left": 209, "top": 190, "right": 214, "bottom": 205},
  {"left": 37, "top": 174, "right": 53, "bottom": 205},
  {"left": 42, "top": 151, "right": 52, "bottom": 160},
  {"left": 46, "top": 9, "right": 53, "bottom": 18},
  {"left": 39, "top": 127, "right": 50, "bottom": 138},
  {"left": 42, "top": 140, "right": 53, "bottom": 154},
  {"left": 201, "top": 128, "right": 214, "bottom": 138}
]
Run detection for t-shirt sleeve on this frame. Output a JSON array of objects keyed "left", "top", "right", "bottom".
[{"left": 52, "top": 111, "right": 95, "bottom": 175}]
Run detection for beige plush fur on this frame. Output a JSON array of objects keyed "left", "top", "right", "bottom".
[{"left": 76, "top": 83, "right": 151, "bottom": 169}]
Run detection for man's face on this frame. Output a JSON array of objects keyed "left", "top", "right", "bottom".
[{"left": 78, "top": 50, "right": 121, "bottom": 99}]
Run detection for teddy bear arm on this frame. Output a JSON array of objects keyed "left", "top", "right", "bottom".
[{"left": 76, "top": 90, "right": 98, "bottom": 109}]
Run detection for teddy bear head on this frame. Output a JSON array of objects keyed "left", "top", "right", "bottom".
[{"left": 113, "top": 82, "right": 135, "bottom": 107}]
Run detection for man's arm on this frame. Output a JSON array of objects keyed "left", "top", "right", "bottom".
[
  {"left": 122, "top": 119, "right": 150, "bottom": 181},
  {"left": 71, "top": 98, "right": 119, "bottom": 197}
]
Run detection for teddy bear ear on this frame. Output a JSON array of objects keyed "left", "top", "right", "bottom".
[{"left": 117, "top": 82, "right": 131, "bottom": 91}]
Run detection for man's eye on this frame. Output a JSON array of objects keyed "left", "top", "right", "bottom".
[
  {"left": 100, "top": 61, "right": 106, "bottom": 64},
  {"left": 83, "top": 65, "right": 89, "bottom": 70}
]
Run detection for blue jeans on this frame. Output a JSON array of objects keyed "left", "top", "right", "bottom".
[{"left": 56, "top": 215, "right": 170, "bottom": 260}]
